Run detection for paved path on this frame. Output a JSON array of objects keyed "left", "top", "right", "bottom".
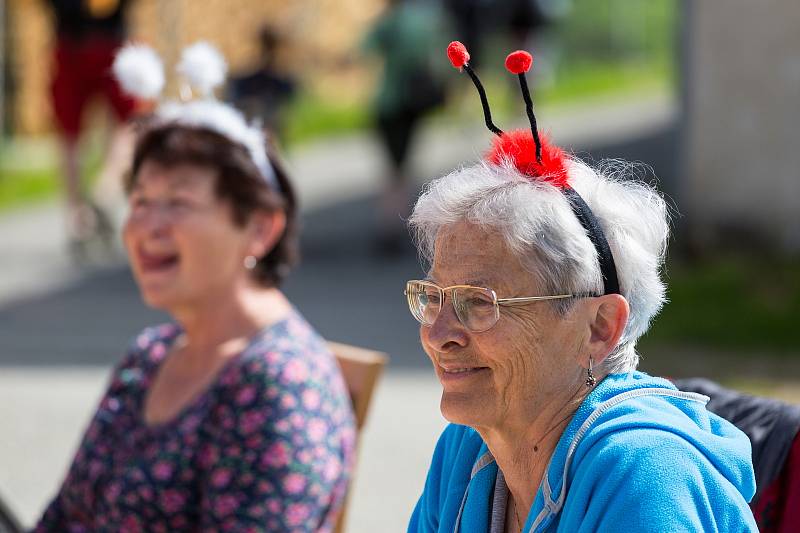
[{"left": 0, "top": 94, "right": 677, "bottom": 530}]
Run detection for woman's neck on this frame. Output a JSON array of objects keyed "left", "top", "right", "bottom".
[
  {"left": 170, "top": 284, "right": 292, "bottom": 361},
  {"left": 478, "top": 381, "right": 588, "bottom": 520}
]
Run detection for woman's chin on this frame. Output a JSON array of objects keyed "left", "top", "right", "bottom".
[
  {"left": 439, "top": 392, "right": 489, "bottom": 427},
  {"left": 138, "top": 285, "right": 180, "bottom": 311}
]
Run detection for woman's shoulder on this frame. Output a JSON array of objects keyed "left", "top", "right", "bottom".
[
  {"left": 213, "top": 312, "right": 351, "bottom": 415},
  {"left": 233, "top": 312, "right": 339, "bottom": 383},
  {"left": 569, "top": 374, "right": 756, "bottom": 507}
]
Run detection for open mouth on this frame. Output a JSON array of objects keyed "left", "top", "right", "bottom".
[{"left": 137, "top": 248, "right": 180, "bottom": 274}]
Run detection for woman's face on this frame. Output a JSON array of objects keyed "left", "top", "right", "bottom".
[
  {"left": 420, "top": 221, "right": 586, "bottom": 430},
  {"left": 123, "top": 160, "right": 256, "bottom": 313}
]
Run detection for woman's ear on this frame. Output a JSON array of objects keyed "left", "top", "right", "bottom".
[
  {"left": 584, "top": 294, "right": 630, "bottom": 365},
  {"left": 248, "top": 209, "right": 287, "bottom": 259}
]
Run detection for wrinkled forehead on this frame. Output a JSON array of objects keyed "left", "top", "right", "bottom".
[{"left": 430, "top": 222, "right": 533, "bottom": 292}]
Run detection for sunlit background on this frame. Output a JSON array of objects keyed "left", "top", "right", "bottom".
[{"left": 1, "top": 0, "right": 798, "bottom": 531}]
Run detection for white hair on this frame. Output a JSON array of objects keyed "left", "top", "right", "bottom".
[{"left": 409, "top": 157, "right": 671, "bottom": 373}]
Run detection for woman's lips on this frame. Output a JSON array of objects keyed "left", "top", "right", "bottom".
[
  {"left": 438, "top": 365, "right": 489, "bottom": 382},
  {"left": 137, "top": 249, "right": 180, "bottom": 273}
]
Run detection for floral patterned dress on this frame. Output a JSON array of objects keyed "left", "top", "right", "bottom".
[{"left": 33, "top": 311, "right": 356, "bottom": 533}]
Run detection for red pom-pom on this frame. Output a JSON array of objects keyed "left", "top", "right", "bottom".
[
  {"left": 486, "top": 129, "right": 568, "bottom": 187},
  {"left": 505, "top": 51, "right": 533, "bottom": 75},
  {"left": 447, "top": 41, "right": 470, "bottom": 69}
]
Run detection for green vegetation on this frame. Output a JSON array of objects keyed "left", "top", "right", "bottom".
[
  {"left": 283, "top": 93, "right": 369, "bottom": 147},
  {"left": 641, "top": 259, "right": 800, "bottom": 353},
  {"left": 0, "top": 166, "right": 57, "bottom": 210},
  {"left": 1, "top": 0, "right": 678, "bottom": 207}
]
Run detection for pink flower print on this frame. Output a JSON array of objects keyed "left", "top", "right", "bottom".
[
  {"left": 239, "top": 410, "right": 265, "bottom": 434},
  {"left": 152, "top": 461, "right": 173, "bottom": 481},
  {"left": 258, "top": 480, "right": 273, "bottom": 494},
  {"left": 302, "top": 389, "right": 321, "bottom": 410},
  {"left": 150, "top": 342, "right": 167, "bottom": 359},
  {"left": 323, "top": 456, "right": 342, "bottom": 482},
  {"left": 290, "top": 412, "right": 305, "bottom": 429},
  {"left": 131, "top": 467, "right": 146, "bottom": 482},
  {"left": 282, "top": 359, "right": 309, "bottom": 383},
  {"left": 267, "top": 497, "right": 282, "bottom": 514},
  {"left": 220, "top": 368, "right": 239, "bottom": 386},
  {"left": 211, "top": 467, "right": 233, "bottom": 488},
  {"left": 307, "top": 418, "right": 328, "bottom": 442},
  {"left": 88, "top": 459, "right": 103, "bottom": 478},
  {"left": 160, "top": 489, "right": 186, "bottom": 514},
  {"left": 298, "top": 450, "right": 312, "bottom": 464},
  {"left": 236, "top": 384, "right": 257, "bottom": 405},
  {"left": 262, "top": 441, "right": 290, "bottom": 468},
  {"left": 120, "top": 514, "right": 143, "bottom": 533},
  {"left": 136, "top": 334, "right": 149, "bottom": 349},
  {"left": 245, "top": 434, "right": 265, "bottom": 449},
  {"left": 266, "top": 385, "right": 280, "bottom": 399},
  {"left": 224, "top": 444, "right": 242, "bottom": 459},
  {"left": 198, "top": 444, "right": 219, "bottom": 468},
  {"left": 283, "top": 472, "right": 307, "bottom": 494},
  {"left": 280, "top": 392, "right": 297, "bottom": 409},
  {"left": 105, "top": 482, "right": 122, "bottom": 503},
  {"left": 286, "top": 502, "right": 312, "bottom": 526},
  {"left": 266, "top": 351, "right": 282, "bottom": 364},
  {"left": 275, "top": 418, "right": 291, "bottom": 433},
  {"left": 213, "top": 494, "right": 239, "bottom": 518},
  {"left": 180, "top": 413, "right": 202, "bottom": 432},
  {"left": 138, "top": 485, "right": 154, "bottom": 501},
  {"left": 171, "top": 515, "right": 188, "bottom": 529}
]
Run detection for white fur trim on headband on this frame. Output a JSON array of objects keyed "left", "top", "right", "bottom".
[
  {"left": 112, "top": 44, "right": 165, "bottom": 100},
  {"left": 158, "top": 100, "right": 277, "bottom": 187},
  {"left": 113, "top": 41, "right": 276, "bottom": 188},
  {"left": 177, "top": 41, "right": 227, "bottom": 98}
]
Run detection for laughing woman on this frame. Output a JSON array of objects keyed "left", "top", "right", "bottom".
[{"left": 33, "top": 43, "right": 355, "bottom": 532}]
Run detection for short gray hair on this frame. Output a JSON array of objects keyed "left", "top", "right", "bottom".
[{"left": 408, "top": 157, "right": 671, "bottom": 373}]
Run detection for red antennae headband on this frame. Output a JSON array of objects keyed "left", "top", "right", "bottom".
[{"left": 446, "top": 41, "right": 620, "bottom": 296}]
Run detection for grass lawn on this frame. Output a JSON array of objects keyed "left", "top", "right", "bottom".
[{"left": 642, "top": 258, "right": 800, "bottom": 354}]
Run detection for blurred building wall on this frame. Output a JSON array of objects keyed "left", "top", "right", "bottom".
[
  {"left": 683, "top": 0, "right": 800, "bottom": 252},
  {"left": 8, "top": 0, "right": 382, "bottom": 135}
]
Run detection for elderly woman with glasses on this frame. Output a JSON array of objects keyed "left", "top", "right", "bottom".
[{"left": 405, "top": 43, "right": 757, "bottom": 533}]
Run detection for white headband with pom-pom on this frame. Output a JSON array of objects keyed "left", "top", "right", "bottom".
[{"left": 112, "top": 41, "right": 278, "bottom": 189}]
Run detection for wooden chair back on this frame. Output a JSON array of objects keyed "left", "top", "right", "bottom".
[{"left": 328, "top": 341, "right": 389, "bottom": 533}]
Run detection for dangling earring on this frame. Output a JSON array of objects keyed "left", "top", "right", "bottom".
[
  {"left": 243, "top": 255, "right": 258, "bottom": 270},
  {"left": 585, "top": 356, "right": 597, "bottom": 387}
]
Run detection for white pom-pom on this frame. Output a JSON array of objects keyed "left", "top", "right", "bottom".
[
  {"left": 177, "top": 41, "right": 227, "bottom": 98},
  {"left": 112, "top": 44, "right": 165, "bottom": 100}
]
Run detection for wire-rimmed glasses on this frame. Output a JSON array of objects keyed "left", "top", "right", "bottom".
[{"left": 405, "top": 280, "right": 576, "bottom": 333}]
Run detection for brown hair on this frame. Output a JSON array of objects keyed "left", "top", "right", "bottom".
[{"left": 127, "top": 124, "right": 299, "bottom": 288}]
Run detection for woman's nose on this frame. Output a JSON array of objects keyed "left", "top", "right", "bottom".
[
  {"left": 131, "top": 203, "right": 172, "bottom": 235},
  {"left": 424, "top": 295, "right": 468, "bottom": 351}
]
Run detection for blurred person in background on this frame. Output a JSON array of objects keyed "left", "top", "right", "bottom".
[
  {"left": 405, "top": 42, "right": 757, "bottom": 532},
  {"left": 43, "top": 0, "right": 139, "bottom": 258},
  {"left": 362, "top": 0, "right": 447, "bottom": 255},
  {"left": 32, "top": 42, "right": 356, "bottom": 532},
  {"left": 442, "top": 0, "right": 493, "bottom": 67},
  {"left": 228, "top": 25, "right": 298, "bottom": 142}
]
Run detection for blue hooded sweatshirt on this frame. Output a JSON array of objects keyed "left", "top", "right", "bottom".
[{"left": 409, "top": 372, "right": 758, "bottom": 532}]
